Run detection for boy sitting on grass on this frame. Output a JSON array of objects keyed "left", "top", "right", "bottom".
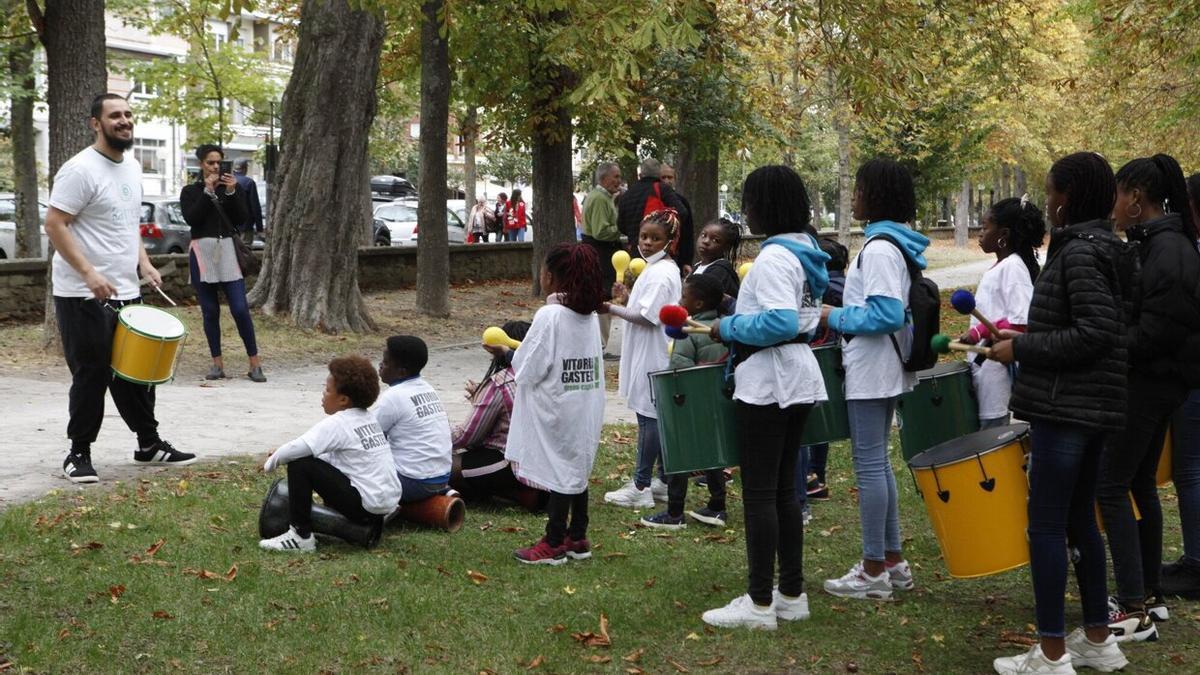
[
  {"left": 640, "top": 273, "right": 731, "bottom": 530},
  {"left": 260, "top": 355, "right": 403, "bottom": 552}
]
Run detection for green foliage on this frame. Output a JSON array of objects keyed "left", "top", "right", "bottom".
[{"left": 480, "top": 146, "right": 532, "bottom": 188}]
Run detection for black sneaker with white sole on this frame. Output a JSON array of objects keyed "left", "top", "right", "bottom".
[
  {"left": 63, "top": 452, "right": 99, "bottom": 484},
  {"left": 133, "top": 440, "right": 197, "bottom": 466}
]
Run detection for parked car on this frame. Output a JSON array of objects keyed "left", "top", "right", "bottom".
[
  {"left": 0, "top": 193, "right": 48, "bottom": 258},
  {"left": 372, "top": 200, "right": 466, "bottom": 246},
  {"left": 140, "top": 199, "right": 191, "bottom": 254},
  {"left": 370, "top": 175, "right": 417, "bottom": 199},
  {"left": 373, "top": 218, "right": 391, "bottom": 246}
]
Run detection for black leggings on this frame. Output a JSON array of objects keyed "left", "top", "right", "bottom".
[
  {"left": 737, "top": 401, "right": 812, "bottom": 606},
  {"left": 286, "top": 457, "right": 379, "bottom": 537},
  {"left": 545, "top": 490, "right": 589, "bottom": 547}
]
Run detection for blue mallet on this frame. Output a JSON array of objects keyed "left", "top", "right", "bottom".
[
  {"left": 664, "top": 324, "right": 689, "bottom": 340},
  {"left": 950, "top": 289, "right": 1002, "bottom": 340}
]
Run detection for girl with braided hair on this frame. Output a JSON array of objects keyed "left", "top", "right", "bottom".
[
  {"left": 690, "top": 216, "right": 744, "bottom": 303},
  {"left": 1098, "top": 154, "right": 1200, "bottom": 638},
  {"left": 959, "top": 196, "right": 1046, "bottom": 429},
  {"left": 603, "top": 209, "right": 683, "bottom": 510},
  {"left": 501, "top": 243, "right": 607, "bottom": 564}
]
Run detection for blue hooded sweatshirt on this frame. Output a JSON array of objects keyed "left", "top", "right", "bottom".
[
  {"left": 827, "top": 221, "right": 930, "bottom": 336},
  {"left": 718, "top": 233, "right": 831, "bottom": 347}
]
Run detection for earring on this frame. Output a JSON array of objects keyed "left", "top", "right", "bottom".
[
  {"left": 1055, "top": 205, "right": 1063, "bottom": 219},
  {"left": 997, "top": 236, "right": 1008, "bottom": 250},
  {"left": 1164, "top": 198, "right": 1172, "bottom": 214},
  {"left": 1126, "top": 202, "right": 1142, "bottom": 220}
]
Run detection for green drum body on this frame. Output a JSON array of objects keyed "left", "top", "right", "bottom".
[
  {"left": 800, "top": 344, "right": 850, "bottom": 445},
  {"left": 896, "top": 361, "right": 979, "bottom": 462},
  {"left": 651, "top": 364, "right": 739, "bottom": 474}
]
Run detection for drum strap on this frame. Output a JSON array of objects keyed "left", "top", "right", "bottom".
[{"left": 730, "top": 334, "right": 810, "bottom": 368}]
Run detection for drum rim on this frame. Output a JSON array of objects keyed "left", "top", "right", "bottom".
[
  {"left": 117, "top": 305, "right": 186, "bottom": 340},
  {"left": 914, "top": 361, "right": 972, "bottom": 379},
  {"left": 907, "top": 423, "right": 1030, "bottom": 469},
  {"left": 648, "top": 363, "right": 727, "bottom": 377},
  {"left": 110, "top": 367, "right": 172, "bottom": 386}
]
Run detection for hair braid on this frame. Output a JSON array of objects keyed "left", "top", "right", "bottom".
[
  {"left": 1116, "top": 154, "right": 1195, "bottom": 239},
  {"left": 641, "top": 209, "right": 682, "bottom": 257},
  {"left": 716, "top": 216, "right": 743, "bottom": 263},
  {"left": 1049, "top": 152, "right": 1115, "bottom": 225},
  {"left": 545, "top": 243, "right": 605, "bottom": 314},
  {"left": 989, "top": 197, "right": 1047, "bottom": 281}
]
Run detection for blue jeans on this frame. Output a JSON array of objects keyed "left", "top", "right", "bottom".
[
  {"left": 1175, "top": 389, "right": 1200, "bottom": 563},
  {"left": 803, "top": 443, "right": 829, "bottom": 484},
  {"left": 794, "top": 445, "right": 810, "bottom": 506},
  {"left": 847, "top": 398, "right": 901, "bottom": 562},
  {"left": 635, "top": 414, "right": 665, "bottom": 490},
  {"left": 398, "top": 473, "right": 448, "bottom": 504},
  {"left": 1027, "top": 421, "right": 1109, "bottom": 638},
  {"left": 192, "top": 277, "right": 258, "bottom": 358}
]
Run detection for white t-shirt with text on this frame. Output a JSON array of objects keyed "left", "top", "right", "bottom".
[
  {"left": 49, "top": 148, "right": 144, "bottom": 299},
  {"left": 373, "top": 377, "right": 454, "bottom": 479},
  {"left": 969, "top": 254, "right": 1034, "bottom": 420},
  {"left": 618, "top": 257, "right": 682, "bottom": 418},
  {"left": 841, "top": 238, "right": 917, "bottom": 400},
  {"left": 278, "top": 408, "right": 403, "bottom": 514},
  {"left": 733, "top": 235, "right": 827, "bottom": 407}
]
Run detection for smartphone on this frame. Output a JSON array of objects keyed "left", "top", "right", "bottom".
[{"left": 219, "top": 160, "right": 233, "bottom": 177}]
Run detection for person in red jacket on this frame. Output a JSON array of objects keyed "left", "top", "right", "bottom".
[{"left": 505, "top": 189, "right": 528, "bottom": 242}]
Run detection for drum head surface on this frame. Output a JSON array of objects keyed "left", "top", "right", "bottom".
[
  {"left": 916, "top": 361, "right": 971, "bottom": 380},
  {"left": 120, "top": 305, "right": 186, "bottom": 339},
  {"left": 908, "top": 423, "right": 1029, "bottom": 468}
]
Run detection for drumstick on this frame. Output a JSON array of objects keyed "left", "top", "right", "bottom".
[
  {"left": 950, "top": 289, "right": 1002, "bottom": 340},
  {"left": 931, "top": 333, "right": 992, "bottom": 357},
  {"left": 154, "top": 285, "right": 178, "bottom": 307},
  {"left": 482, "top": 326, "right": 521, "bottom": 349}
]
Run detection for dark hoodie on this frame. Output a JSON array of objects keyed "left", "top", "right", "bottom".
[{"left": 1125, "top": 213, "right": 1200, "bottom": 385}]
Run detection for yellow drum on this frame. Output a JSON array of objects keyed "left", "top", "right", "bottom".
[
  {"left": 111, "top": 305, "right": 186, "bottom": 385},
  {"left": 908, "top": 423, "right": 1030, "bottom": 579}
]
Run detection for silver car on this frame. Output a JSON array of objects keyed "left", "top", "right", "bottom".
[
  {"left": 140, "top": 199, "right": 191, "bottom": 254},
  {"left": 0, "top": 194, "right": 47, "bottom": 259},
  {"left": 372, "top": 200, "right": 466, "bottom": 246}
]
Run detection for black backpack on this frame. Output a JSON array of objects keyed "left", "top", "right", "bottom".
[{"left": 858, "top": 235, "right": 940, "bottom": 372}]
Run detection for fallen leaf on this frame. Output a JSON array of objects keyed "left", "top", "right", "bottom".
[
  {"left": 523, "top": 654, "right": 544, "bottom": 670},
  {"left": 264, "top": 619, "right": 280, "bottom": 630},
  {"left": 546, "top": 624, "right": 566, "bottom": 633},
  {"left": 562, "top": 586, "right": 576, "bottom": 595},
  {"left": 436, "top": 565, "right": 452, "bottom": 577},
  {"left": 571, "top": 613, "right": 612, "bottom": 648},
  {"left": 666, "top": 657, "right": 690, "bottom": 672},
  {"left": 931, "top": 633, "right": 944, "bottom": 644},
  {"left": 499, "top": 526, "right": 526, "bottom": 533},
  {"left": 999, "top": 630, "right": 1037, "bottom": 647},
  {"left": 845, "top": 662, "right": 859, "bottom": 673},
  {"left": 673, "top": 600, "right": 687, "bottom": 610},
  {"left": 152, "top": 610, "right": 174, "bottom": 620},
  {"left": 108, "top": 584, "right": 126, "bottom": 603},
  {"left": 622, "top": 648, "right": 644, "bottom": 663},
  {"left": 467, "top": 570, "right": 489, "bottom": 585},
  {"left": 644, "top": 577, "right": 656, "bottom": 589},
  {"left": 145, "top": 539, "right": 165, "bottom": 556},
  {"left": 696, "top": 656, "right": 723, "bottom": 667},
  {"left": 57, "top": 628, "right": 70, "bottom": 640},
  {"left": 478, "top": 521, "right": 493, "bottom": 531},
  {"left": 584, "top": 655, "right": 611, "bottom": 664},
  {"left": 601, "top": 552, "right": 627, "bottom": 559},
  {"left": 225, "top": 564, "right": 238, "bottom": 582},
  {"left": 685, "top": 632, "right": 701, "bottom": 641}
]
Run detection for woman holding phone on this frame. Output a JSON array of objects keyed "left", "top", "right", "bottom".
[{"left": 180, "top": 144, "right": 266, "bottom": 382}]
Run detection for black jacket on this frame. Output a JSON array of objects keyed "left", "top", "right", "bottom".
[
  {"left": 1010, "top": 220, "right": 1129, "bottom": 431},
  {"left": 617, "top": 177, "right": 690, "bottom": 248},
  {"left": 1124, "top": 213, "right": 1200, "bottom": 386},
  {"left": 693, "top": 258, "right": 740, "bottom": 298},
  {"left": 180, "top": 182, "right": 249, "bottom": 240}
]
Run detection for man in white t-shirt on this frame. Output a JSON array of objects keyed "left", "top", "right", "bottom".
[
  {"left": 374, "top": 335, "right": 454, "bottom": 503},
  {"left": 45, "top": 94, "right": 195, "bottom": 484}
]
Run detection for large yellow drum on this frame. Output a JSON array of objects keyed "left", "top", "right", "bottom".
[
  {"left": 908, "top": 423, "right": 1031, "bottom": 579},
  {"left": 111, "top": 305, "right": 186, "bottom": 385}
]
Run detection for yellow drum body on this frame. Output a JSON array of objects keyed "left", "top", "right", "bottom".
[
  {"left": 909, "top": 423, "right": 1030, "bottom": 579},
  {"left": 111, "top": 305, "right": 186, "bottom": 385}
]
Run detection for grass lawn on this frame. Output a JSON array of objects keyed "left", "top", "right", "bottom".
[{"left": 2, "top": 422, "right": 1197, "bottom": 674}]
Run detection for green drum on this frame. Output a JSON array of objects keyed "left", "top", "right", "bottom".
[
  {"left": 650, "top": 364, "right": 739, "bottom": 474},
  {"left": 896, "top": 361, "right": 979, "bottom": 462},
  {"left": 799, "top": 344, "right": 850, "bottom": 445}
]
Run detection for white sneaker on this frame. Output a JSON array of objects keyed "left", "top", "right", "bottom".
[
  {"left": 772, "top": 589, "right": 810, "bottom": 621},
  {"left": 993, "top": 645, "right": 1076, "bottom": 674},
  {"left": 701, "top": 594, "right": 777, "bottom": 630},
  {"left": 887, "top": 560, "right": 915, "bottom": 591},
  {"left": 603, "top": 480, "right": 654, "bottom": 508},
  {"left": 1065, "top": 628, "right": 1128, "bottom": 672},
  {"left": 259, "top": 526, "right": 316, "bottom": 552},
  {"left": 650, "top": 477, "right": 669, "bottom": 502},
  {"left": 823, "top": 562, "right": 893, "bottom": 600}
]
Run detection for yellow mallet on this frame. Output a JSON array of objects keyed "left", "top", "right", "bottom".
[
  {"left": 612, "top": 250, "right": 631, "bottom": 282},
  {"left": 737, "top": 262, "right": 753, "bottom": 281},
  {"left": 629, "top": 258, "right": 646, "bottom": 278},
  {"left": 482, "top": 326, "right": 521, "bottom": 349}
]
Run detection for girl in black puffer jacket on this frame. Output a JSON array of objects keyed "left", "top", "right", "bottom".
[
  {"left": 1097, "top": 154, "right": 1200, "bottom": 639},
  {"left": 991, "top": 152, "right": 1130, "bottom": 675}
]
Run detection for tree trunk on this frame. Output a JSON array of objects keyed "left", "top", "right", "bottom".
[
  {"left": 528, "top": 7, "right": 575, "bottom": 297},
  {"left": 814, "top": 188, "right": 825, "bottom": 231},
  {"left": 247, "top": 0, "right": 382, "bottom": 333},
  {"left": 676, "top": 137, "right": 717, "bottom": 241},
  {"left": 415, "top": 0, "right": 450, "bottom": 317},
  {"left": 33, "top": 0, "right": 108, "bottom": 349},
  {"left": 835, "top": 110, "right": 852, "bottom": 244},
  {"left": 1014, "top": 165, "right": 1027, "bottom": 198},
  {"left": 9, "top": 29, "right": 40, "bottom": 259},
  {"left": 955, "top": 179, "right": 970, "bottom": 247},
  {"left": 462, "top": 107, "right": 478, "bottom": 208},
  {"left": 619, "top": 122, "right": 639, "bottom": 191}
]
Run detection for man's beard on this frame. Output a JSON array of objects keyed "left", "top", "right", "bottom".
[{"left": 104, "top": 128, "right": 134, "bottom": 152}]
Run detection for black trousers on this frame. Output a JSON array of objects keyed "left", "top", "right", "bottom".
[
  {"left": 286, "top": 456, "right": 380, "bottom": 537},
  {"left": 666, "top": 469, "right": 727, "bottom": 517},
  {"left": 736, "top": 401, "right": 812, "bottom": 606},
  {"left": 581, "top": 236, "right": 621, "bottom": 298},
  {"left": 1098, "top": 374, "right": 1187, "bottom": 603},
  {"left": 452, "top": 447, "right": 524, "bottom": 499},
  {"left": 55, "top": 296, "right": 159, "bottom": 449},
  {"left": 545, "top": 489, "right": 589, "bottom": 547}
]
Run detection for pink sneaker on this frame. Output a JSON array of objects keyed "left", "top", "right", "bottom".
[
  {"left": 514, "top": 537, "right": 567, "bottom": 565},
  {"left": 562, "top": 537, "right": 592, "bottom": 560}
]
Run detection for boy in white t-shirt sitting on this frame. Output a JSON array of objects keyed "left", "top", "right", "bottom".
[
  {"left": 375, "top": 336, "right": 454, "bottom": 503},
  {"left": 260, "top": 355, "right": 403, "bottom": 552}
]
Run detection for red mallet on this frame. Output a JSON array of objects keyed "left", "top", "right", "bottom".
[
  {"left": 950, "top": 289, "right": 1003, "bottom": 340},
  {"left": 659, "top": 304, "right": 707, "bottom": 329}
]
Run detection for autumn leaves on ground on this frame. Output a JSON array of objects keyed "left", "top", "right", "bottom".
[{"left": 2, "top": 425, "right": 1198, "bottom": 673}]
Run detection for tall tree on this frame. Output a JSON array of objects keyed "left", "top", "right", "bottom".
[
  {"left": 247, "top": 0, "right": 383, "bottom": 332},
  {"left": 415, "top": 0, "right": 450, "bottom": 316},
  {"left": 27, "top": 0, "right": 108, "bottom": 347},
  {"left": 5, "top": 3, "right": 40, "bottom": 258}
]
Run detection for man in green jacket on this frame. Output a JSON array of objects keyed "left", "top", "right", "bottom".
[{"left": 582, "top": 161, "right": 623, "bottom": 355}]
